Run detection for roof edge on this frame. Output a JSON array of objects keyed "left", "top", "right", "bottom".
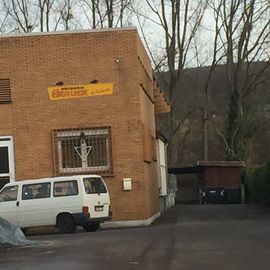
[
  {"left": 196, "top": 161, "right": 245, "bottom": 167},
  {"left": 0, "top": 27, "right": 137, "bottom": 39}
]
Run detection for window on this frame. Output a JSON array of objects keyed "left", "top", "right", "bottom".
[
  {"left": 0, "top": 146, "right": 9, "bottom": 174},
  {"left": 84, "top": 177, "right": 107, "bottom": 194},
  {"left": 0, "top": 177, "right": 10, "bottom": 190},
  {"left": 54, "top": 180, "right": 78, "bottom": 197},
  {"left": 0, "top": 79, "right": 11, "bottom": 104},
  {"left": 22, "top": 183, "right": 51, "bottom": 200},
  {"left": 53, "top": 127, "right": 112, "bottom": 174},
  {"left": 0, "top": 185, "right": 18, "bottom": 202}
]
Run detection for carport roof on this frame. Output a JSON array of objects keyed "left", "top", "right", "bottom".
[
  {"left": 168, "top": 161, "right": 245, "bottom": 175},
  {"left": 196, "top": 161, "right": 245, "bottom": 167}
]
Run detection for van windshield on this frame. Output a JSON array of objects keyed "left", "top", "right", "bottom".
[
  {"left": 83, "top": 177, "right": 107, "bottom": 194},
  {"left": 0, "top": 186, "right": 18, "bottom": 202}
]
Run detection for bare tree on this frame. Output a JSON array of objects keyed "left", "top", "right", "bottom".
[
  {"left": 80, "top": 0, "right": 134, "bottom": 28},
  {"left": 192, "top": 0, "right": 225, "bottom": 160},
  {"left": 79, "top": 0, "right": 100, "bottom": 28},
  {"left": 141, "top": 1, "right": 207, "bottom": 96},
  {"left": 136, "top": 0, "right": 207, "bottom": 164},
  {"left": 137, "top": 0, "right": 269, "bottom": 164},
  {"left": 2, "top": 0, "right": 37, "bottom": 32},
  {"left": 60, "top": 0, "right": 74, "bottom": 30},
  {"left": 80, "top": 0, "right": 107, "bottom": 28},
  {"left": 51, "top": 0, "right": 83, "bottom": 30},
  {"left": 0, "top": 5, "right": 9, "bottom": 33},
  {"left": 38, "top": 0, "right": 56, "bottom": 32},
  {"left": 208, "top": 0, "right": 270, "bottom": 161},
  {"left": 0, "top": 0, "right": 82, "bottom": 32},
  {"left": 181, "top": 0, "right": 270, "bottom": 162}
]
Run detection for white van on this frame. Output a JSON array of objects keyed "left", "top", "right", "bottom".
[{"left": 0, "top": 175, "right": 111, "bottom": 233}]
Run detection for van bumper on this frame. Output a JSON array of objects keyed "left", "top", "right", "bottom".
[{"left": 72, "top": 212, "right": 112, "bottom": 226}]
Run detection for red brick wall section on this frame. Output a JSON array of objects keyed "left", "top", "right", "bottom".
[{"left": 0, "top": 28, "right": 160, "bottom": 222}]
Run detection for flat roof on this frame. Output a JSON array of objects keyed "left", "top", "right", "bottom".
[
  {"left": 168, "top": 161, "right": 245, "bottom": 175},
  {"left": 0, "top": 27, "right": 137, "bottom": 39}
]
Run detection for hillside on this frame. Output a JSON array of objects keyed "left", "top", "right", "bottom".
[{"left": 157, "top": 64, "right": 270, "bottom": 167}]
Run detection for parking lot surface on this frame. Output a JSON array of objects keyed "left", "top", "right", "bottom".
[{"left": 1, "top": 204, "right": 270, "bottom": 270}]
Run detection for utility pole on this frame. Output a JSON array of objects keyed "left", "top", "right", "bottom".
[{"left": 203, "top": 110, "right": 209, "bottom": 161}]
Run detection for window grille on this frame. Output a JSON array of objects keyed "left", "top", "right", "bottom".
[
  {"left": 53, "top": 127, "right": 113, "bottom": 175},
  {"left": 0, "top": 79, "right": 11, "bottom": 104}
]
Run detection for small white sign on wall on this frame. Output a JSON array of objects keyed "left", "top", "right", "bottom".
[{"left": 123, "top": 178, "right": 132, "bottom": 191}]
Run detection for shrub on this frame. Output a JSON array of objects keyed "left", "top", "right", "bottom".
[{"left": 245, "top": 160, "right": 270, "bottom": 205}]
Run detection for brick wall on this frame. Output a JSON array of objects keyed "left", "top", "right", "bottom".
[{"left": 0, "top": 28, "right": 160, "bottom": 221}]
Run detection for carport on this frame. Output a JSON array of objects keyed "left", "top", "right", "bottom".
[{"left": 168, "top": 161, "right": 244, "bottom": 204}]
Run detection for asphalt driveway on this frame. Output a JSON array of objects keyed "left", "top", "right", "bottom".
[{"left": 1, "top": 204, "right": 270, "bottom": 270}]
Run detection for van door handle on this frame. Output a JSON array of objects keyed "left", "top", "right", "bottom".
[{"left": 16, "top": 201, "right": 19, "bottom": 207}]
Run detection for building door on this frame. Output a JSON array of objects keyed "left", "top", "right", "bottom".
[{"left": 0, "top": 136, "right": 15, "bottom": 189}]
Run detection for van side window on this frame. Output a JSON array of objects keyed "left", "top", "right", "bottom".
[
  {"left": 53, "top": 181, "right": 78, "bottom": 197},
  {"left": 22, "top": 183, "right": 51, "bottom": 200},
  {"left": 0, "top": 186, "right": 18, "bottom": 202},
  {"left": 83, "top": 177, "right": 107, "bottom": 194}
]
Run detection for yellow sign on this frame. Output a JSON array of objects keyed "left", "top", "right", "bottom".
[{"left": 48, "top": 83, "right": 113, "bottom": 101}]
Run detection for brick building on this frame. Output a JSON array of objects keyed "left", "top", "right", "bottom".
[{"left": 0, "top": 28, "right": 170, "bottom": 226}]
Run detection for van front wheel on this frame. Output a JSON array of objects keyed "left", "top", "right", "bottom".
[
  {"left": 57, "top": 214, "right": 76, "bottom": 234},
  {"left": 83, "top": 222, "right": 100, "bottom": 232}
]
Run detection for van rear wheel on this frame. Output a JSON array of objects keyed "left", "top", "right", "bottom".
[
  {"left": 83, "top": 222, "right": 100, "bottom": 232},
  {"left": 57, "top": 214, "right": 76, "bottom": 234}
]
